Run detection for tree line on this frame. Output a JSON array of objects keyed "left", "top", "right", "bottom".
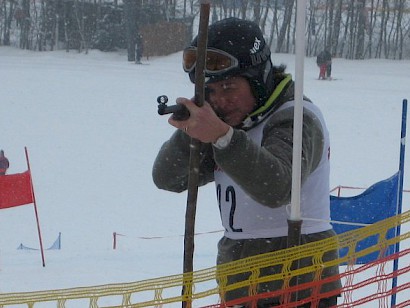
[{"left": 1, "top": 0, "right": 409, "bottom": 60}]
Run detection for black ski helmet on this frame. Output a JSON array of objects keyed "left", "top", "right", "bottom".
[{"left": 187, "top": 17, "right": 274, "bottom": 106}]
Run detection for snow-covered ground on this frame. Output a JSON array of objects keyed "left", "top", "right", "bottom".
[{"left": 0, "top": 46, "right": 409, "bottom": 306}]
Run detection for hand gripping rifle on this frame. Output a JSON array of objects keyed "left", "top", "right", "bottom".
[{"left": 157, "top": 2, "right": 210, "bottom": 307}]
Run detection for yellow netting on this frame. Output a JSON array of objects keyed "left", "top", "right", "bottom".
[{"left": 0, "top": 210, "right": 409, "bottom": 307}]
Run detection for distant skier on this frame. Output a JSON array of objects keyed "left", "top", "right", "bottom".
[
  {"left": 0, "top": 150, "right": 10, "bottom": 175},
  {"left": 135, "top": 34, "right": 144, "bottom": 64},
  {"left": 316, "top": 50, "right": 332, "bottom": 80}
]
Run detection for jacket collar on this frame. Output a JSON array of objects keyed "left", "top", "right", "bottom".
[{"left": 240, "top": 74, "right": 293, "bottom": 130}]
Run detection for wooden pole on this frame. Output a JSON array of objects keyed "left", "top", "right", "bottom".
[
  {"left": 25, "top": 147, "right": 46, "bottom": 267},
  {"left": 182, "top": 2, "right": 210, "bottom": 308}
]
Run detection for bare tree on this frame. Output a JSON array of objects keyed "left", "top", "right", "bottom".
[
  {"left": 355, "top": 0, "right": 366, "bottom": 59},
  {"left": 32, "top": 0, "right": 56, "bottom": 51},
  {"left": 376, "top": 0, "right": 389, "bottom": 58},
  {"left": 325, "top": 0, "right": 335, "bottom": 51},
  {"left": 259, "top": 0, "right": 270, "bottom": 34},
  {"left": 306, "top": 0, "right": 316, "bottom": 56},
  {"left": 275, "top": 0, "right": 294, "bottom": 53},
  {"left": 364, "top": 0, "right": 378, "bottom": 58},
  {"left": 239, "top": 0, "right": 248, "bottom": 19},
  {"left": 1, "top": 0, "right": 17, "bottom": 46},
  {"left": 393, "top": 0, "right": 406, "bottom": 59},
  {"left": 73, "top": 0, "right": 93, "bottom": 53},
  {"left": 331, "top": 0, "right": 342, "bottom": 56},
  {"left": 253, "top": 0, "right": 261, "bottom": 23},
  {"left": 124, "top": 0, "right": 142, "bottom": 61},
  {"left": 63, "top": 0, "right": 71, "bottom": 52},
  {"left": 19, "top": 0, "right": 30, "bottom": 49},
  {"left": 267, "top": 0, "right": 280, "bottom": 49}
]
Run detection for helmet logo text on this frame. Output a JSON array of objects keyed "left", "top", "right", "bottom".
[
  {"left": 250, "top": 37, "right": 261, "bottom": 54},
  {"left": 250, "top": 43, "right": 270, "bottom": 66}
]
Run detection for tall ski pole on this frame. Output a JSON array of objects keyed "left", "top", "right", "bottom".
[
  {"left": 287, "top": 1, "right": 306, "bottom": 303},
  {"left": 182, "top": 2, "right": 210, "bottom": 308},
  {"left": 391, "top": 98, "right": 407, "bottom": 307},
  {"left": 287, "top": 0, "right": 306, "bottom": 248}
]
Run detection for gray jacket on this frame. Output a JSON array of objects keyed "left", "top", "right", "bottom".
[{"left": 152, "top": 81, "right": 325, "bottom": 209}]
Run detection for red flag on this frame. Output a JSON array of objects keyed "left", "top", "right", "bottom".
[{"left": 0, "top": 170, "right": 34, "bottom": 209}]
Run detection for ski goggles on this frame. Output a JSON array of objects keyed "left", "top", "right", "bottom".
[{"left": 183, "top": 47, "right": 239, "bottom": 75}]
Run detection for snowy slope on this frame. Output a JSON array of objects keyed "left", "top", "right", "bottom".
[{"left": 0, "top": 46, "right": 409, "bottom": 305}]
